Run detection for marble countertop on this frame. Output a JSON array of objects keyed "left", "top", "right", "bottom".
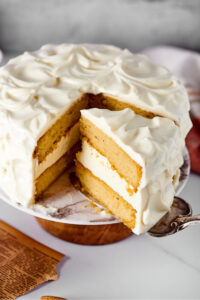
[{"left": 0, "top": 54, "right": 200, "bottom": 300}]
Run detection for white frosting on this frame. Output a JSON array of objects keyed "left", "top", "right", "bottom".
[
  {"left": 0, "top": 44, "right": 191, "bottom": 207},
  {"left": 80, "top": 108, "right": 184, "bottom": 234},
  {"left": 34, "top": 122, "right": 80, "bottom": 178}
]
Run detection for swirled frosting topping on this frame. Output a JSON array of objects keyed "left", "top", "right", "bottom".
[{"left": 0, "top": 44, "right": 191, "bottom": 140}]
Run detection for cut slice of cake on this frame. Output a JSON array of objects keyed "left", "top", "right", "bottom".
[{"left": 76, "top": 108, "right": 184, "bottom": 234}]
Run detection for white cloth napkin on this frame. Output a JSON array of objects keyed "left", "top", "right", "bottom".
[{"left": 141, "top": 46, "right": 200, "bottom": 174}]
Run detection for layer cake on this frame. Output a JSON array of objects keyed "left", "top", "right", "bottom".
[{"left": 0, "top": 44, "right": 192, "bottom": 233}]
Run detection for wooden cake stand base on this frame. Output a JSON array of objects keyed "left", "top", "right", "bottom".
[{"left": 36, "top": 217, "right": 133, "bottom": 245}]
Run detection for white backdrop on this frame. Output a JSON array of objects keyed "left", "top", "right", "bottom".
[{"left": 0, "top": 0, "right": 200, "bottom": 54}]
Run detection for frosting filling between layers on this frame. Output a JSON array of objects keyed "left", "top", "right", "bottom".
[
  {"left": 34, "top": 122, "right": 80, "bottom": 178},
  {"left": 77, "top": 139, "right": 136, "bottom": 203}
]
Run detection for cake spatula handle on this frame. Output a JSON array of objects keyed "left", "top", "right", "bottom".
[{"left": 171, "top": 214, "right": 200, "bottom": 232}]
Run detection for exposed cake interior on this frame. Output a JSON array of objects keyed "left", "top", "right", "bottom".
[
  {"left": 76, "top": 138, "right": 139, "bottom": 229},
  {"left": 35, "top": 142, "right": 80, "bottom": 197},
  {"left": 76, "top": 161, "right": 136, "bottom": 229},
  {"left": 79, "top": 117, "right": 142, "bottom": 190},
  {"left": 33, "top": 93, "right": 153, "bottom": 201},
  {"left": 88, "top": 93, "right": 157, "bottom": 119},
  {"left": 34, "top": 94, "right": 89, "bottom": 163}
]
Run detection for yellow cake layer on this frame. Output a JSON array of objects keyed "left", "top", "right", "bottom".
[
  {"left": 35, "top": 122, "right": 80, "bottom": 178},
  {"left": 35, "top": 142, "right": 80, "bottom": 200},
  {"left": 76, "top": 161, "right": 136, "bottom": 229},
  {"left": 34, "top": 94, "right": 89, "bottom": 163},
  {"left": 89, "top": 93, "right": 157, "bottom": 119},
  {"left": 80, "top": 117, "right": 142, "bottom": 190}
]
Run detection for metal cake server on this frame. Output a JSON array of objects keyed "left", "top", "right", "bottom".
[{"left": 148, "top": 197, "right": 200, "bottom": 237}]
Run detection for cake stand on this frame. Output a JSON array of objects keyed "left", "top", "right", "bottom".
[{"left": 0, "top": 148, "right": 190, "bottom": 245}]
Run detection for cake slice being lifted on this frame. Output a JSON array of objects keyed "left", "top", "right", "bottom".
[{"left": 76, "top": 108, "right": 184, "bottom": 234}]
